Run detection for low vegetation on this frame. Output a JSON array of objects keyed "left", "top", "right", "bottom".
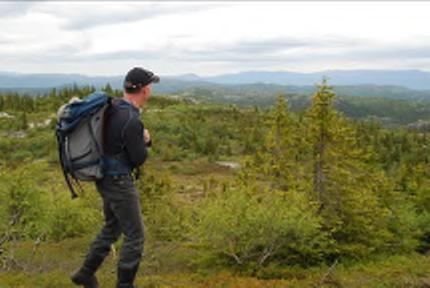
[{"left": 1, "top": 81, "right": 430, "bottom": 287}]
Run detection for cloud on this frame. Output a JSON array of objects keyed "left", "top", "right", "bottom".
[
  {"left": 222, "top": 36, "right": 361, "bottom": 55},
  {"left": 0, "top": 2, "right": 35, "bottom": 18},
  {"left": 221, "top": 38, "right": 311, "bottom": 55},
  {"left": 162, "top": 36, "right": 366, "bottom": 64},
  {"left": 32, "top": 2, "right": 218, "bottom": 31},
  {"left": 79, "top": 49, "right": 161, "bottom": 61},
  {"left": 1, "top": 2, "right": 430, "bottom": 75},
  {"left": 346, "top": 45, "right": 430, "bottom": 60}
]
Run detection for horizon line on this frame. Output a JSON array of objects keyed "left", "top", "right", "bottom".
[{"left": 1, "top": 68, "right": 430, "bottom": 78}]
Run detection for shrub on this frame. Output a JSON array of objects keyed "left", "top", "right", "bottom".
[
  {"left": 0, "top": 161, "right": 101, "bottom": 242},
  {"left": 0, "top": 163, "right": 49, "bottom": 240},
  {"left": 135, "top": 171, "right": 190, "bottom": 241},
  {"left": 193, "top": 182, "right": 329, "bottom": 270},
  {"left": 45, "top": 193, "right": 101, "bottom": 241}
]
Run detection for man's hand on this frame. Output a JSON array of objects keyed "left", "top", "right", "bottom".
[{"left": 144, "top": 129, "right": 152, "bottom": 147}]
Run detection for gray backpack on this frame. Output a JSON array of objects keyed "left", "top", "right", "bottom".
[{"left": 55, "top": 92, "right": 111, "bottom": 198}]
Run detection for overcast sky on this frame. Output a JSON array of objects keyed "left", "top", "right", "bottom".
[{"left": 0, "top": 1, "right": 429, "bottom": 76}]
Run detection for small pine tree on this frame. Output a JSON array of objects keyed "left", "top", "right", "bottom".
[
  {"left": 20, "top": 111, "right": 29, "bottom": 130},
  {"left": 103, "top": 83, "right": 113, "bottom": 94},
  {"left": 305, "top": 79, "right": 398, "bottom": 257}
]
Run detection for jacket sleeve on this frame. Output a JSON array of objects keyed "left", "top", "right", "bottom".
[{"left": 123, "top": 117, "right": 148, "bottom": 168}]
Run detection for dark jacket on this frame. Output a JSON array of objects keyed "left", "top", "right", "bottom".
[{"left": 103, "top": 98, "right": 148, "bottom": 171}]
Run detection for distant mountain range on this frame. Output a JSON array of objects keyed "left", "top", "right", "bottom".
[
  {"left": 198, "top": 70, "right": 430, "bottom": 90},
  {"left": 1, "top": 69, "right": 430, "bottom": 101},
  {"left": 2, "top": 69, "right": 430, "bottom": 89},
  {"left": 1, "top": 70, "right": 430, "bottom": 126}
]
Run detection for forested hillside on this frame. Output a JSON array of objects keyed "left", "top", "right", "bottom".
[{"left": 1, "top": 82, "right": 430, "bottom": 287}]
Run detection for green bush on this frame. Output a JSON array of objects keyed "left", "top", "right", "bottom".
[
  {"left": 193, "top": 182, "right": 329, "bottom": 269},
  {"left": 135, "top": 171, "right": 190, "bottom": 241},
  {"left": 0, "top": 163, "right": 50, "bottom": 239},
  {"left": 0, "top": 162, "right": 101, "bottom": 242},
  {"left": 46, "top": 194, "right": 101, "bottom": 241}
]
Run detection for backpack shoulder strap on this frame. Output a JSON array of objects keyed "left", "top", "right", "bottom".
[{"left": 56, "top": 129, "right": 79, "bottom": 198}]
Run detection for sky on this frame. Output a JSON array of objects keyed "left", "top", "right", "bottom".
[{"left": 0, "top": 1, "right": 429, "bottom": 76}]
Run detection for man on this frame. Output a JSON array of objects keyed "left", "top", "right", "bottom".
[{"left": 71, "top": 67, "right": 159, "bottom": 288}]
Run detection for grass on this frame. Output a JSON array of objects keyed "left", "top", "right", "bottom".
[
  {"left": 2, "top": 157, "right": 430, "bottom": 287},
  {"left": 1, "top": 104, "right": 430, "bottom": 287},
  {"left": 1, "top": 237, "right": 430, "bottom": 288}
]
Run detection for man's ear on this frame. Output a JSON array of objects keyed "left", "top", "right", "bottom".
[{"left": 142, "top": 85, "right": 151, "bottom": 100}]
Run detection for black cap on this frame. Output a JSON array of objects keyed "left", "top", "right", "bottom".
[{"left": 123, "top": 67, "right": 160, "bottom": 90}]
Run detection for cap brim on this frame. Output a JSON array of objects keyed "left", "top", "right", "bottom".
[{"left": 150, "top": 75, "right": 160, "bottom": 84}]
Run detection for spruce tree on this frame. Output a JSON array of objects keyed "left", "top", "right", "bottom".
[{"left": 305, "top": 79, "right": 394, "bottom": 257}]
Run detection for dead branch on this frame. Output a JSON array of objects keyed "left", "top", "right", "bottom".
[{"left": 319, "top": 258, "right": 339, "bottom": 285}]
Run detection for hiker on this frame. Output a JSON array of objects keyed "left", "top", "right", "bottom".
[{"left": 71, "top": 67, "right": 159, "bottom": 288}]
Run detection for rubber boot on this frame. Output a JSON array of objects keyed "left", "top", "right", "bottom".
[
  {"left": 70, "top": 270, "right": 99, "bottom": 288},
  {"left": 116, "top": 267, "right": 138, "bottom": 288},
  {"left": 70, "top": 255, "right": 104, "bottom": 288}
]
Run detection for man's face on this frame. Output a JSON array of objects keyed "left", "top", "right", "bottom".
[
  {"left": 137, "top": 84, "right": 151, "bottom": 106},
  {"left": 144, "top": 84, "right": 152, "bottom": 102}
]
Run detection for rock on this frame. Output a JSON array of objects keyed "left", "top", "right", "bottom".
[
  {"left": 421, "top": 278, "right": 430, "bottom": 288},
  {"left": 0, "top": 112, "right": 14, "bottom": 119},
  {"left": 29, "top": 118, "right": 52, "bottom": 129},
  {"left": 215, "top": 161, "right": 240, "bottom": 169},
  {"left": 0, "top": 131, "right": 27, "bottom": 138}
]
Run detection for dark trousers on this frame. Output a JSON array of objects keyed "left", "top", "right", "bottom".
[{"left": 80, "top": 174, "right": 144, "bottom": 287}]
